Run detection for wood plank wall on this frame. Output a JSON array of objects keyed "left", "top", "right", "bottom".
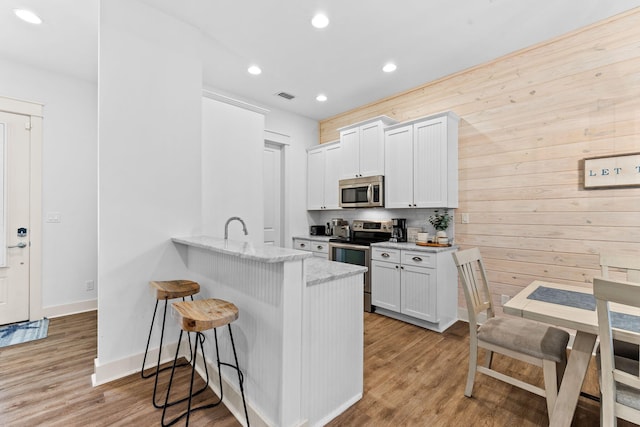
[{"left": 319, "top": 8, "right": 640, "bottom": 314}]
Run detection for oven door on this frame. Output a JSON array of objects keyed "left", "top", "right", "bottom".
[{"left": 329, "top": 242, "right": 372, "bottom": 312}]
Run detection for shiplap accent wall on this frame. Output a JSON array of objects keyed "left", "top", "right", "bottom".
[{"left": 319, "top": 8, "right": 640, "bottom": 314}]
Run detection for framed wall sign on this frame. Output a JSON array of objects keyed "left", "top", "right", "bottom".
[{"left": 584, "top": 152, "right": 640, "bottom": 189}]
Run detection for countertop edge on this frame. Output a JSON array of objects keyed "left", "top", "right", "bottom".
[{"left": 172, "top": 236, "right": 312, "bottom": 263}]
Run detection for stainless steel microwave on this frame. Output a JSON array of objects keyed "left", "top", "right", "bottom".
[{"left": 339, "top": 175, "right": 384, "bottom": 208}]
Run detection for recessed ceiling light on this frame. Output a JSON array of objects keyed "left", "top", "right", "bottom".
[
  {"left": 311, "top": 13, "right": 329, "bottom": 29},
  {"left": 316, "top": 94, "right": 328, "bottom": 102},
  {"left": 13, "top": 9, "right": 42, "bottom": 25},
  {"left": 383, "top": 63, "right": 397, "bottom": 73},
  {"left": 247, "top": 65, "right": 262, "bottom": 75}
]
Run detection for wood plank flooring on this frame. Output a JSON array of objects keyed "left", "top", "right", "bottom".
[{"left": 0, "top": 311, "right": 633, "bottom": 426}]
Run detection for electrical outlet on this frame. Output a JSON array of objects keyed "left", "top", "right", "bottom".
[
  {"left": 461, "top": 213, "right": 470, "bottom": 224},
  {"left": 85, "top": 280, "right": 95, "bottom": 291},
  {"left": 501, "top": 294, "right": 510, "bottom": 305},
  {"left": 46, "top": 212, "right": 62, "bottom": 223}
]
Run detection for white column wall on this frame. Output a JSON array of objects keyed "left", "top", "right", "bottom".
[
  {"left": 201, "top": 98, "right": 265, "bottom": 244},
  {"left": 97, "top": 0, "right": 203, "bottom": 367}
]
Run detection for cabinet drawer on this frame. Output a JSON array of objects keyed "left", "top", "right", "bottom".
[
  {"left": 293, "top": 239, "right": 311, "bottom": 251},
  {"left": 401, "top": 250, "right": 435, "bottom": 268},
  {"left": 371, "top": 247, "right": 400, "bottom": 263},
  {"left": 311, "top": 242, "right": 329, "bottom": 254}
]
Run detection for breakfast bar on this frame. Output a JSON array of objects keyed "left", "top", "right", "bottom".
[{"left": 172, "top": 236, "right": 366, "bottom": 427}]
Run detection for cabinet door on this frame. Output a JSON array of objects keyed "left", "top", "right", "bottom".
[
  {"left": 384, "top": 125, "right": 414, "bottom": 208},
  {"left": 307, "top": 148, "right": 326, "bottom": 210},
  {"left": 413, "top": 117, "right": 447, "bottom": 207},
  {"left": 371, "top": 261, "right": 400, "bottom": 311},
  {"left": 401, "top": 264, "right": 437, "bottom": 322},
  {"left": 358, "top": 121, "right": 384, "bottom": 177},
  {"left": 323, "top": 143, "right": 342, "bottom": 209},
  {"left": 340, "top": 128, "right": 360, "bottom": 179}
]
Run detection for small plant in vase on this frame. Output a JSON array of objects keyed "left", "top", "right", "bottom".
[{"left": 428, "top": 210, "right": 451, "bottom": 244}]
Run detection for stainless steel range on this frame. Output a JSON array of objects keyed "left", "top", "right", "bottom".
[{"left": 328, "top": 219, "right": 393, "bottom": 312}]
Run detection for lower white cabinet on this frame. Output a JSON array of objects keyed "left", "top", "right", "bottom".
[
  {"left": 293, "top": 238, "right": 329, "bottom": 258},
  {"left": 371, "top": 245, "right": 457, "bottom": 332}
]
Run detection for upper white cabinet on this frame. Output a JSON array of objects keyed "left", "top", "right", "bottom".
[
  {"left": 384, "top": 111, "right": 459, "bottom": 208},
  {"left": 307, "top": 141, "right": 341, "bottom": 210},
  {"left": 339, "top": 116, "right": 397, "bottom": 179}
]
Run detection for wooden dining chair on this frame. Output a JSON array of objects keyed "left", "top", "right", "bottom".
[
  {"left": 593, "top": 277, "right": 640, "bottom": 426},
  {"left": 452, "top": 248, "right": 570, "bottom": 421},
  {"left": 600, "top": 252, "right": 640, "bottom": 283},
  {"left": 599, "top": 253, "right": 640, "bottom": 361}
]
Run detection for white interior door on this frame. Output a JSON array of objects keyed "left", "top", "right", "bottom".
[
  {"left": 263, "top": 142, "right": 282, "bottom": 246},
  {"left": 0, "top": 111, "right": 31, "bottom": 325}
]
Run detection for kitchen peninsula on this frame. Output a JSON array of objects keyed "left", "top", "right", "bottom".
[{"left": 172, "top": 236, "right": 366, "bottom": 427}]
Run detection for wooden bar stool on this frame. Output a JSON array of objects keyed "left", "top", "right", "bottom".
[
  {"left": 161, "top": 298, "right": 250, "bottom": 427},
  {"left": 141, "top": 280, "right": 200, "bottom": 408}
]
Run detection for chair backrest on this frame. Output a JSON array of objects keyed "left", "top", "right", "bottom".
[
  {"left": 600, "top": 253, "right": 640, "bottom": 283},
  {"left": 452, "top": 248, "right": 494, "bottom": 331},
  {"left": 593, "top": 277, "right": 640, "bottom": 424}
]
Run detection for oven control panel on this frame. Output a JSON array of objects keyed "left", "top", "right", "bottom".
[{"left": 351, "top": 219, "right": 393, "bottom": 233}]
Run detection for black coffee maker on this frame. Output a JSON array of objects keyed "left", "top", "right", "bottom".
[{"left": 391, "top": 218, "right": 407, "bottom": 242}]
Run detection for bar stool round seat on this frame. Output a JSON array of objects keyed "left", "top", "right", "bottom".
[
  {"left": 142, "top": 280, "right": 200, "bottom": 408},
  {"left": 162, "top": 298, "right": 250, "bottom": 427}
]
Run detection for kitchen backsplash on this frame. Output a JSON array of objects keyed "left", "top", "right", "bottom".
[{"left": 307, "top": 208, "right": 456, "bottom": 238}]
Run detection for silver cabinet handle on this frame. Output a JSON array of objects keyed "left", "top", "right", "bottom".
[
  {"left": 381, "top": 253, "right": 390, "bottom": 258},
  {"left": 8, "top": 242, "right": 27, "bottom": 249},
  {"left": 412, "top": 256, "right": 423, "bottom": 262}
]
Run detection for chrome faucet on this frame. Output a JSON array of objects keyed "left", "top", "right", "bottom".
[{"left": 224, "top": 216, "right": 248, "bottom": 240}]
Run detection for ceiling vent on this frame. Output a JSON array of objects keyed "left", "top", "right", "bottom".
[{"left": 276, "top": 92, "right": 295, "bottom": 100}]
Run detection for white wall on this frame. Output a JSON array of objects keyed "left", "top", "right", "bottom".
[
  {"left": 0, "top": 58, "right": 98, "bottom": 312},
  {"left": 201, "top": 97, "right": 265, "bottom": 244},
  {"left": 97, "top": 0, "right": 203, "bottom": 367}
]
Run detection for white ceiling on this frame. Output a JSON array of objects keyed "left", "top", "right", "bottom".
[{"left": 2, "top": 1, "right": 639, "bottom": 120}]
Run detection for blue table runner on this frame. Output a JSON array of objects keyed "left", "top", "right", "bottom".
[{"left": 528, "top": 285, "right": 640, "bottom": 333}]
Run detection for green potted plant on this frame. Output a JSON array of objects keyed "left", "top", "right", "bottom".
[{"left": 428, "top": 210, "right": 451, "bottom": 244}]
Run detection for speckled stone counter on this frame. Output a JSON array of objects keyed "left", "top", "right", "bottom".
[
  {"left": 172, "top": 235, "right": 311, "bottom": 263},
  {"left": 305, "top": 256, "right": 367, "bottom": 286},
  {"left": 293, "top": 234, "right": 332, "bottom": 243},
  {"left": 371, "top": 241, "right": 459, "bottom": 253}
]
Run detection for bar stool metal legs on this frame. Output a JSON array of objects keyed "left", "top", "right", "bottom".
[
  {"left": 141, "top": 296, "right": 195, "bottom": 408},
  {"left": 161, "top": 298, "right": 250, "bottom": 427},
  {"left": 141, "top": 280, "right": 201, "bottom": 408}
]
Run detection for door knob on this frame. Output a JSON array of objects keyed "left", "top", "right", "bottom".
[{"left": 7, "top": 242, "right": 27, "bottom": 248}]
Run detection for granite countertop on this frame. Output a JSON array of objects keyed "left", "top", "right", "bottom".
[
  {"left": 371, "top": 241, "right": 459, "bottom": 253},
  {"left": 172, "top": 235, "right": 312, "bottom": 263},
  {"left": 293, "top": 235, "right": 332, "bottom": 242},
  {"left": 305, "top": 256, "right": 367, "bottom": 286}
]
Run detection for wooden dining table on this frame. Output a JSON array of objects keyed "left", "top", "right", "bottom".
[{"left": 503, "top": 280, "right": 640, "bottom": 427}]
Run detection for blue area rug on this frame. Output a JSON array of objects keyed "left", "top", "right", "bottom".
[{"left": 0, "top": 318, "right": 49, "bottom": 348}]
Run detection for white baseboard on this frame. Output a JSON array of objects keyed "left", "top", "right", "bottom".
[{"left": 41, "top": 299, "right": 97, "bottom": 319}]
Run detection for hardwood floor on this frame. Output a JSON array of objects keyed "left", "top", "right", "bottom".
[{"left": 0, "top": 311, "right": 632, "bottom": 426}]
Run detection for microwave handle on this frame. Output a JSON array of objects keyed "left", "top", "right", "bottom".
[{"left": 367, "top": 184, "right": 373, "bottom": 203}]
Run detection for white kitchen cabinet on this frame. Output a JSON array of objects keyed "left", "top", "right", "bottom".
[
  {"left": 371, "top": 244, "right": 457, "bottom": 332},
  {"left": 339, "top": 116, "right": 397, "bottom": 179},
  {"left": 307, "top": 141, "right": 341, "bottom": 210},
  {"left": 384, "top": 111, "right": 459, "bottom": 208},
  {"left": 293, "top": 237, "right": 329, "bottom": 258}
]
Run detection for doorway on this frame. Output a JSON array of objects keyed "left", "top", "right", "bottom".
[
  {"left": 263, "top": 130, "right": 289, "bottom": 247},
  {"left": 0, "top": 97, "right": 43, "bottom": 324}
]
